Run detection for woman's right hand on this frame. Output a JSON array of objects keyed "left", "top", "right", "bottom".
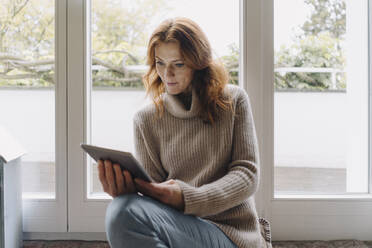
[{"left": 98, "top": 159, "right": 137, "bottom": 198}]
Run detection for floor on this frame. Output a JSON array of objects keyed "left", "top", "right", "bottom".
[{"left": 23, "top": 240, "right": 372, "bottom": 247}]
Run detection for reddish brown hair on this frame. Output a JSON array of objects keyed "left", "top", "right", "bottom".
[{"left": 143, "top": 17, "right": 232, "bottom": 124}]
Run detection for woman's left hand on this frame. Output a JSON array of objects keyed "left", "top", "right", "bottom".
[{"left": 134, "top": 178, "right": 185, "bottom": 211}]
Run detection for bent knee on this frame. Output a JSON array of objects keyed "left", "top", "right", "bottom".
[
  {"left": 107, "top": 194, "right": 141, "bottom": 214},
  {"left": 105, "top": 194, "right": 144, "bottom": 231}
]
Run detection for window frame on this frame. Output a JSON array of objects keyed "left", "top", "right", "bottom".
[
  {"left": 24, "top": 0, "right": 372, "bottom": 241},
  {"left": 23, "top": 0, "right": 68, "bottom": 236},
  {"left": 254, "top": 0, "right": 372, "bottom": 240}
]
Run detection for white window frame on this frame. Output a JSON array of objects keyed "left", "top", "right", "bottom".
[
  {"left": 24, "top": 0, "right": 108, "bottom": 239},
  {"left": 248, "top": 0, "right": 372, "bottom": 240},
  {"left": 23, "top": 0, "right": 68, "bottom": 236},
  {"left": 24, "top": 0, "right": 372, "bottom": 241},
  {"left": 65, "top": 0, "right": 110, "bottom": 234}
]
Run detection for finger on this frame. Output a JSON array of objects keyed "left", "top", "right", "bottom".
[
  {"left": 104, "top": 160, "right": 117, "bottom": 197},
  {"left": 123, "top": 170, "right": 136, "bottom": 193},
  {"left": 113, "top": 164, "right": 125, "bottom": 195},
  {"left": 98, "top": 160, "right": 108, "bottom": 192}
]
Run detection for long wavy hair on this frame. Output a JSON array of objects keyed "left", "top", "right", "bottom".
[{"left": 143, "top": 17, "right": 233, "bottom": 124}]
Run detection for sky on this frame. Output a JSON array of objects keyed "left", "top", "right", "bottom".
[
  {"left": 150, "top": 0, "right": 311, "bottom": 55},
  {"left": 274, "top": 0, "right": 311, "bottom": 50},
  {"left": 111, "top": 0, "right": 311, "bottom": 56},
  {"left": 152, "top": 0, "right": 240, "bottom": 57}
]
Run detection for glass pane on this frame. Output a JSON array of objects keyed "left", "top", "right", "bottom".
[
  {"left": 274, "top": 0, "right": 368, "bottom": 195},
  {"left": 0, "top": 0, "right": 55, "bottom": 198},
  {"left": 89, "top": 0, "right": 239, "bottom": 197}
]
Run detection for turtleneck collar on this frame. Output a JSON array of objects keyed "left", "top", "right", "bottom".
[{"left": 162, "top": 87, "right": 201, "bottom": 119}]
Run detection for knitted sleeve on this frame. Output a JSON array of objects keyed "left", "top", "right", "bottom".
[
  {"left": 175, "top": 90, "right": 260, "bottom": 217},
  {"left": 133, "top": 113, "right": 167, "bottom": 183}
]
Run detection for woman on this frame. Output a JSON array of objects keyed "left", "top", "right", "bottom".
[{"left": 98, "top": 17, "right": 269, "bottom": 248}]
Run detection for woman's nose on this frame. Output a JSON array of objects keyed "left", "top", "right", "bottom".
[{"left": 165, "top": 65, "right": 174, "bottom": 78}]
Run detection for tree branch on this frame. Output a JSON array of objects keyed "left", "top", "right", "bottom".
[
  {"left": 12, "top": 0, "right": 30, "bottom": 18},
  {"left": 93, "top": 75, "right": 140, "bottom": 83},
  {"left": 93, "top": 49, "right": 139, "bottom": 63},
  {"left": 92, "top": 56, "right": 127, "bottom": 75},
  {"left": 0, "top": 73, "right": 38, "bottom": 80},
  {"left": 0, "top": 53, "right": 26, "bottom": 61},
  {"left": 33, "top": 17, "right": 55, "bottom": 53},
  {"left": 13, "top": 59, "right": 54, "bottom": 67}
]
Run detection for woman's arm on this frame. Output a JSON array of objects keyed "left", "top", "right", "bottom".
[
  {"left": 133, "top": 113, "right": 185, "bottom": 211},
  {"left": 175, "top": 91, "right": 260, "bottom": 217},
  {"left": 133, "top": 113, "right": 168, "bottom": 183}
]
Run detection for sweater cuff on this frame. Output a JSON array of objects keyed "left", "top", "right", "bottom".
[{"left": 175, "top": 179, "right": 209, "bottom": 216}]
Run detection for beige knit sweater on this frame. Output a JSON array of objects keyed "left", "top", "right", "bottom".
[{"left": 133, "top": 84, "right": 265, "bottom": 248}]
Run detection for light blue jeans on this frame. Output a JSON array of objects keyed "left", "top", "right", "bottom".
[{"left": 105, "top": 194, "right": 238, "bottom": 248}]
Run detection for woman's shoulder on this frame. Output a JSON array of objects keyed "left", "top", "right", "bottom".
[
  {"left": 133, "top": 102, "right": 157, "bottom": 126},
  {"left": 223, "top": 84, "right": 250, "bottom": 104}
]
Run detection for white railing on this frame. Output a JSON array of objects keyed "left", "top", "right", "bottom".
[
  {"left": 275, "top": 67, "right": 345, "bottom": 90},
  {"left": 118, "top": 66, "right": 345, "bottom": 90},
  {"left": 1, "top": 64, "right": 345, "bottom": 90}
]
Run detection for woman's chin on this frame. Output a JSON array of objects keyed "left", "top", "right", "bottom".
[{"left": 166, "top": 88, "right": 181, "bottom": 95}]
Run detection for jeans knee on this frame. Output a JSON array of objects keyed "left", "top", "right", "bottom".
[{"left": 105, "top": 194, "right": 142, "bottom": 232}]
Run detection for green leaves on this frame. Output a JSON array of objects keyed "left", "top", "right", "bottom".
[
  {"left": 0, "top": 0, "right": 170, "bottom": 88},
  {"left": 302, "top": 0, "right": 346, "bottom": 39},
  {"left": 275, "top": 0, "right": 346, "bottom": 91}
]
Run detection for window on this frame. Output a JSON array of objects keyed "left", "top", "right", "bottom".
[
  {"left": 13, "top": 0, "right": 372, "bottom": 240},
  {"left": 273, "top": 0, "right": 368, "bottom": 195},
  {"left": 254, "top": 0, "right": 372, "bottom": 240},
  {"left": 0, "top": 0, "right": 56, "bottom": 199}
]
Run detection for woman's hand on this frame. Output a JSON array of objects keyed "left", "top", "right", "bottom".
[
  {"left": 134, "top": 178, "right": 185, "bottom": 211},
  {"left": 98, "top": 159, "right": 137, "bottom": 198}
]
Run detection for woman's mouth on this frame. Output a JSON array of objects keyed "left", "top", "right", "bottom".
[{"left": 167, "top": 82, "right": 177, "bottom": 86}]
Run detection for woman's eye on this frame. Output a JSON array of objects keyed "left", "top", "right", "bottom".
[
  {"left": 175, "top": 63, "right": 184, "bottom": 68},
  {"left": 156, "top": 61, "right": 164, "bottom": 66}
]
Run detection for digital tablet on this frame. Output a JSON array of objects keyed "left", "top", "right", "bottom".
[{"left": 80, "top": 143, "right": 153, "bottom": 182}]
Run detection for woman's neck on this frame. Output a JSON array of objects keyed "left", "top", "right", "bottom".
[
  {"left": 163, "top": 86, "right": 201, "bottom": 119},
  {"left": 175, "top": 90, "right": 192, "bottom": 110}
]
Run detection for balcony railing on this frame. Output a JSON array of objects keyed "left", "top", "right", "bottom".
[{"left": 275, "top": 67, "right": 345, "bottom": 90}]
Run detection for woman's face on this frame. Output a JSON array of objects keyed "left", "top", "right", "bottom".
[{"left": 154, "top": 42, "right": 194, "bottom": 95}]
